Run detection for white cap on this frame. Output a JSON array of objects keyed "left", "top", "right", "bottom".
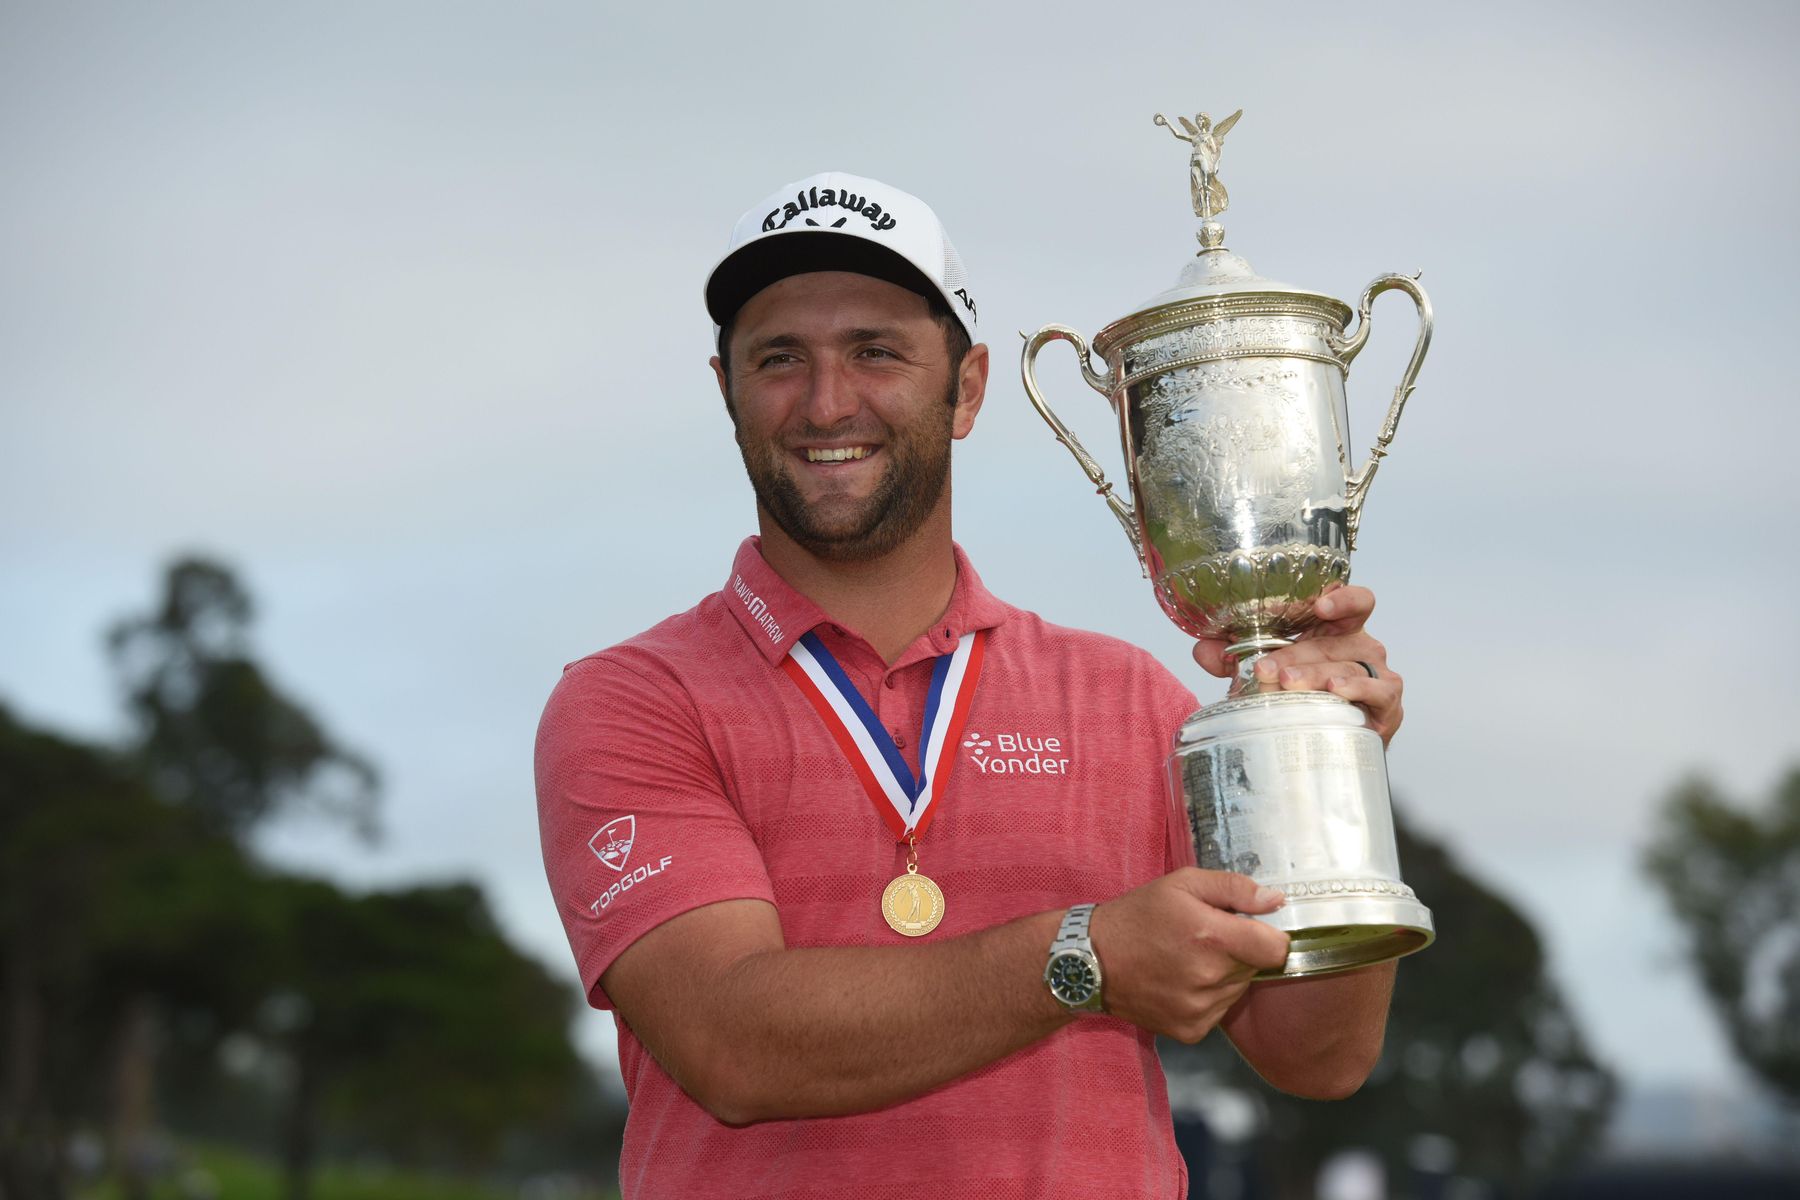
[{"left": 704, "top": 171, "right": 978, "bottom": 339}]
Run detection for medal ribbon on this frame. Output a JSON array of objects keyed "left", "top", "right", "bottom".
[{"left": 781, "top": 628, "right": 987, "bottom": 841}]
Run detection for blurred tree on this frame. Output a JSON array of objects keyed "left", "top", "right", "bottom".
[
  {"left": 4, "top": 558, "right": 594, "bottom": 1200},
  {"left": 0, "top": 703, "right": 124, "bottom": 1200},
  {"left": 96, "top": 555, "right": 378, "bottom": 1194},
  {"left": 0, "top": 705, "right": 275, "bottom": 1200},
  {"left": 266, "top": 879, "right": 584, "bottom": 1200},
  {"left": 107, "top": 557, "right": 379, "bottom": 842},
  {"left": 1644, "top": 767, "right": 1800, "bottom": 1108},
  {"left": 1163, "top": 810, "right": 1615, "bottom": 1199}
]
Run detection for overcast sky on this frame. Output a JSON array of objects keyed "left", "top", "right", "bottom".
[{"left": 4, "top": 0, "right": 1798, "bottom": 1115}]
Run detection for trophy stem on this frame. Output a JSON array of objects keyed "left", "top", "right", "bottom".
[{"left": 1224, "top": 635, "right": 1292, "bottom": 696}]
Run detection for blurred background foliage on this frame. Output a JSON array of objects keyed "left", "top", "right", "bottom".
[
  {"left": 1164, "top": 816, "right": 1616, "bottom": 1197},
  {"left": 1, "top": 558, "right": 621, "bottom": 1200},
  {"left": 1644, "top": 769, "right": 1800, "bottom": 1110}
]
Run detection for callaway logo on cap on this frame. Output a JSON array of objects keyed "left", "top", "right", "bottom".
[{"left": 704, "top": 171, "right": 978, "bottom": 339}]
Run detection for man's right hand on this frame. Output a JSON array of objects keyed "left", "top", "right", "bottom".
[{"left": 1089, "top": 868, "right": 1290, "bottom": 1043}]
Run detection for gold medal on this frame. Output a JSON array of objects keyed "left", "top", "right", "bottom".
[{"left": 881, "top": 863, "right": 945, "bottom": 937}]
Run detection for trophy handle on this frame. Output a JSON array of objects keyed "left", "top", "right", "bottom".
[
  {"left": 1020, "top": 324, "right": 1146, "bottom": 575},
  {"left": 1329, "top": 273, "right": 1434, "bottom": 551}
]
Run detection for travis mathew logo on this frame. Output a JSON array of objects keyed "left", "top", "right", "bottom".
[
  {"left": 962, "top": 730, "right": 1070, "bottom": 776},
  {"left": 589, "top": 815, "right": 636, "bottom": 872},
  {"left": 732, "top": 574, "right": 785, "bottom": 645},
  {"left": 763, "top": 185, "right": 897, "bottom": 233},
  {"left": 586, "top": 815, "right": 675, "bottom": 915}
]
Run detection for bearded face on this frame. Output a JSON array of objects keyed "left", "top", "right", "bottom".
[
  {"left": 730, "top": 372, "right": 957, "bottom": 563},
  {"left": 718, "top": 272, "right": 970, "bottom": 565}
]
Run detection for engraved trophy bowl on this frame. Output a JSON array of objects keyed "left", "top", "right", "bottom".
[{"left": 1022, "top": 110, "right": 1435, "bottom": 977}]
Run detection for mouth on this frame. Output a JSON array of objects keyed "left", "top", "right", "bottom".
[{"left": 801, "top": 445, "right": 878, "bottom": 464}]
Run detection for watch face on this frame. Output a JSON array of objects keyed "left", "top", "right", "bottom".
[{"left": 1048, "top": 951, "right": 1100, "bottom": 1006}]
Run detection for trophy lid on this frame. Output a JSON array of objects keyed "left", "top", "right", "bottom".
[
  {"left": 1094, "top": 110, "right": 1350, "bottom": 356},
  {"left": 1132, "top": 233, "right": 1341, "bottom": 312}
]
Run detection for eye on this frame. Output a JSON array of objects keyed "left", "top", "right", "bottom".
[
  {"left": 857, "top": 346, "right": 898, "bottom": 360},
  {"left": 756, "top": 351, "right": 798, "bottom": 368}
]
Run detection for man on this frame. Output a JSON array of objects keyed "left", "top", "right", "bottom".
[{"left": 536, "top": 172, "right": 1404, "bottom": 1199}]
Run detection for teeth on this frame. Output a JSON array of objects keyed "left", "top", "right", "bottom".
[{"left": 805, "top": 446, "right": 872, "bottom": 462}]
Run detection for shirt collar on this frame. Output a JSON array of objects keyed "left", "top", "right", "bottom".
[
  {"left": 722, "top": 537, "right": 825, "bottom": 664},
  {"left": 720, "top": 536, "right": 1010, "bottom": 666},
  {"left": 901, "top": 541, "right": 1010, "bottom": 667}
]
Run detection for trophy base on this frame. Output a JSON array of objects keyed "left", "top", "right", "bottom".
[
  {"left": 1169, "top": 689, "right": 1434, "bottom": 979},
  {"left": 1259, "top": 894, "right": 1435, "bottom": 979}
]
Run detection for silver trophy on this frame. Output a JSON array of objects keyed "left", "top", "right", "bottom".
[{"left": 1022, "top": 110, "right": 1434, "bottom": 977}]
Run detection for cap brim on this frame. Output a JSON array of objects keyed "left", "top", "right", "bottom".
[{"left": 704, "top": 230, "right": 941, "bottom": 327}]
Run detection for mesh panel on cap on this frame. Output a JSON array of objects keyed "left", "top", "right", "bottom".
[
  {"left": 941, "top": 239, "right": 968, "bottom": 299},
  {"left": 938, "top": 235, "right": 974, "bottom": 331}
]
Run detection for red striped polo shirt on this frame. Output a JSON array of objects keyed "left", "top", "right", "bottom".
[{"left": 536, "top": 537, "right": 1200, "bottom": 1199}]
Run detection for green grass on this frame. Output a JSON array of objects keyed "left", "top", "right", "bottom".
[{"left": 77, "top": 1140, "right": 616, "bottom": 1200}]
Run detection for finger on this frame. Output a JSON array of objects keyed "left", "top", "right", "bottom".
[
  {"left": 1324, "top": 673, "right": 1405, "bottom": 741},
  {"left": 1194, "top": 906, "right": 1291, "bottom": 974},
  {"left": 1322, "top": 669, "right": 1402, "bottom": 702},
  {"left": 1263, "top": 660, "right": 1391, "bottom": 695},
  {"left": 1309, "top": 585, "right": 1376, "bottom": 635},
  {"left": 1178, "top": 867, "right": 1286, "bottom": 915},
  {"left": 1191, "top": 639, "right": 1236, "bottom": 678},
  {"left": 1250, "top": 634, "right": 1387, "bottom": 682}
]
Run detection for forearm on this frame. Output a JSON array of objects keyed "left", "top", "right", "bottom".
[
  {"left": 1221, "top": 960, "right": 1395, "bottom": 1099},
  {"left": 672, "top": 908, "right": 1072, "bottom": 1122}
]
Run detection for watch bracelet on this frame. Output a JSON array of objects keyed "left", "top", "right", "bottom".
[{"left": 1046, "top": 903, "right": 1102, "bottom": 1012}]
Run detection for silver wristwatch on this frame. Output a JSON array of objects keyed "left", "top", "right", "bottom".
[{"left": 1044, "top": 903, "right": 1104, "bottom": 1013}]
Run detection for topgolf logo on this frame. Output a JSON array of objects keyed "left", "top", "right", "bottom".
[
  {"left": 589, "top": 815, "right": 636, "bottom": 872},
  {"left": 585, "top": 814, "right": 674, "bottom": 915}
]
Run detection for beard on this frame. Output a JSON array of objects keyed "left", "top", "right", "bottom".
[{"left": 733, "top": 376, "right": 957, "bottom": 563}]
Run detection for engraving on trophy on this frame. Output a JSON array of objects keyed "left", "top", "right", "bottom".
[
  {"left": 1121, "top": 316, "right": 1335, "bottom": 385},
  {"left": 1192, "top": 409, "right": 1315, "bottom": 512},
  {"left": 1292, "top": 877, "right": 1420, "bottom": 900},
  {"left": 1276, "top": 730, "right": 1384, "bottom": 775},
  {"left": 1148, "top": 362, "right": 1306, "bottom": 422},
  {"left": 1138, "top": 363, "right": 1315, "bottom": 533},
  {"left": 1183, "top": 744, "right": 1264, "bottom": 878}
]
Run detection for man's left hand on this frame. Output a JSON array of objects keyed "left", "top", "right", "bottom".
[{"left": 1190, "top": 585, "right": 1404, "bottom": 746}]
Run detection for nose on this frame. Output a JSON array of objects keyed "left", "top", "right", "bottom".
[{"left": 799, "top": 358, "right": 860, "bottom": 427}]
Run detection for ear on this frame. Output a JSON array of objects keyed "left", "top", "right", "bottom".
[
  {"left": 710, "top": 354, "right": 737, "bottom": 423},
  {"left": 951, "top": 342, "right": 989, "bottom": 440}
]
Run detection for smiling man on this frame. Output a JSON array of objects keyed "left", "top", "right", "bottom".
[{"left": 535, "top": 172, "right": 1404, "bottom": 1199}]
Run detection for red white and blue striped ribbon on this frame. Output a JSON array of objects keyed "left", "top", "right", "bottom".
[{"left": 781, "top": 628, "right": 987, "bottom": 841}]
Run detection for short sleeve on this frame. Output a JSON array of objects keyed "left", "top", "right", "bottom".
[{"left": 535, "top": 653, "right": 777, "bottom": 1010}]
